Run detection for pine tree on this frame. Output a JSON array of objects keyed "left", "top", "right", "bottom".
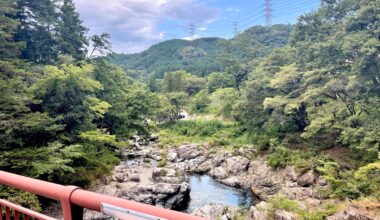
[
  {"left": 57, "top": 0, "right": 88, "bottom": 60},
  {"left": 16, "top": 0, "right": 59, "bottom": 64},
  {"left": 0, "top": 0, "right": 23, "bottom": 60}
]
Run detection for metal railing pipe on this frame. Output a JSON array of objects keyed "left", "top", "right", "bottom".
[{"left": 0, "top": 171, "right": 207, "bottom": 220}]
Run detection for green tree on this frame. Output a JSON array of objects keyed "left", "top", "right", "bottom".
[
  {"left": 93, "top": 61, "right": 159, "bottom": 137},
  {"left": 206, "top": 72, "right": 235, "bottom": 93},
  {"left": 89, "top": 33, "right": 112, "bottom": 59},
  {"left": 31, "top": 64, "right": 107, "bottom": 134},
  {"left": 57, "top": 0, "right": 88, "bottom": 60},
  {"left": 0, "top": 0, "right": 23, "bottom": 59},
  {"left": 162, "top": 70, "right": 190, "bottom": 93},
  {"left": 190, "top": 90, "right": 210, "bottom": 113},
  {"left": 16, "top": 0, "right": 59, "bottom": 64}
]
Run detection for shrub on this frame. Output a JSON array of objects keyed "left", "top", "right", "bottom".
[
  {"left": 268, "top": 194, "right": 338, "bottom": 220},
  {"left": 267, "top": 146, "right": 296, "bottom": 169}
]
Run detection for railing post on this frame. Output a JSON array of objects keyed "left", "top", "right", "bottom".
[{"left": 60, "top": 186, "right": 83, "bottom": 220}]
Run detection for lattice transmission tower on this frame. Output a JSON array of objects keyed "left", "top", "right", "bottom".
[{"left": 264, "top": 0, "right": 272, "bottom": 26}]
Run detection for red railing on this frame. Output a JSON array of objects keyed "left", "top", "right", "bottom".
[{"left": 0, "top": 171, "right": 206, "bottom": 220}]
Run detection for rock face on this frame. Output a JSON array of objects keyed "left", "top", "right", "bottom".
[
  {"left": 192, "top": 205, "right": 239, "bottom": 220},
  {"left": 326, "top": 206, "right": 374, "bottom": 220},
  {"left": 85, "top": 137, "right": 371, "bottom": 220},
  {"left": 177, "top": 144, "right": 203, "bottom": 161},
  {"left": 226, "top": 156, "right": 250, "bottom": 173},
  {"left": 274, "top": 210, "right": 297, "bottom": 220},
  {"left": 247, "top": 206, "right": 268, "bottom": 220},
  {"left": 209, "top": 167, "right": 228, "bottom": 179}
]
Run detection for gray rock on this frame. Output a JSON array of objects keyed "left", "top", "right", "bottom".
[
  {"left": 224, "top": 206, "right": 240, "bottom": 219},
  {"left": 99, "top": 185, "right": 118, "bottom": 196},
  {"left": 152, "top": 183, "right": 180, "bottom": 194},
  {"left": 152, "top": 167, "right": 166, "bottom": 180},
  {"left": 128, "top": 174, "right": 140, "bottom": 182},
  {"left": 247, "top": 206, "right": 267, "bottom": 220},
  {"left": 211, "top": 153, "right": 228, "bottom": 167},
  {"left": 274, "top": 210, "right": 297, "bottom": 220},
  {"left": 112, "top": 173, "right": 126, "bottom": 183},
  {"left": 167, "top": 152, "right": 178, "bottom": 162},
  {"left": 226, "top": 156, "right": 250, "bottom": 174},
  {"left": 326, "top": 206, "right": 374, "bottom": 220},
  {"left": 220, "top": 176, "right": 240, "bottom": 188},
  {"left": 195, "top": 159, "right": 213, "bottom": 173},
  {"left": 149, "top": 134, "right": 160, "bottom": 142},
  {"left": 137, "top": 185, "right": 154, "bottom": 193},
  {"left": 132, "top": 194, "right": 155, "bottom": 204},
  {"left": 209, "top": 167, "right": 229, "bottom": 179},
  {"left": 187, "top": 156, "right": 208, "bottom": 172},
  {"left": 285, "top": 166, "right": 298, "bottom": 182},
  {"left": 177, "top": 144, "right": 202, "bottom": 160},
  {"left": 192, "top": 205, "right": 225, "bottom": 220},
  {"left": 152, "top": 167, "right": 184, "bottom": 184},
  {"left": 297, "top": 170, "right": 316, "bottom": 187}
]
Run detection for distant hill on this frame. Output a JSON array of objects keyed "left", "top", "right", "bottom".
[
  {"left": 108, "top": 24, "right": 293, "bottom": 78},
  {"left": 109, "top": 38, "right": 225, "bottom": 78}
]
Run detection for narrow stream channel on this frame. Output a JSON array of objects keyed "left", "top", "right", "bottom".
[{"left": 182, "top": 175, "right": 253, "bottom": 213}]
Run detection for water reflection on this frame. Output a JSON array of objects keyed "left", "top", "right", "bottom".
[{"left": 182, "top": 175, "right": 253, "bottom": 213}]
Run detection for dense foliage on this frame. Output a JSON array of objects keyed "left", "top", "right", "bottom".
[
  {"left": 0, "top": 0, "right": 161, "bottom": 208},
  {"left": 0, "top": 0, "right": 379, "bottom": 213},
  {"left": 143, "top": 0, "right": 380, "bottom": 202},
  {"left": 109, "top": 38, "right": 224, "bottom": 79}
]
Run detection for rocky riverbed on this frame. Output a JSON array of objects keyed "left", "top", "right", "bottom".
[{"left": 85, "top": 135, "right": 378, "bottom": 220}]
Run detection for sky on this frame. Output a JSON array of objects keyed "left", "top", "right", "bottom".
[{"left": 73, "top": 0, "right": 321, "bottom": 54}]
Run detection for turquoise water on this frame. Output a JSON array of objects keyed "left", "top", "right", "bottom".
[{"left": 182, "top": 175, "right": 253, "bottom": 213}]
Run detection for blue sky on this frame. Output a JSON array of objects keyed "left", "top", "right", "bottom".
[{"left": 73, "top": 0, "right": 320, "bottom": 54}]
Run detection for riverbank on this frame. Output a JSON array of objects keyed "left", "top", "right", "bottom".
[{"left": 83, "top": 134, "right": 379, "bottom": 220}]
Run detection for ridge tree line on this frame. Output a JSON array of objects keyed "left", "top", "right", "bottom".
[
  {"left": 0, "top": 0, "right": 163, "bottom": 209},
  {"left": 137, "top": 0, "right": 380, "bottom": 200}
]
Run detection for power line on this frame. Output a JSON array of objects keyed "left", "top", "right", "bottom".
[
  {"left": 180, "top": 0, "right": 320, "bottom": 40},
  {"left": 264, "top": 0, "right": 273, "bottom": 26}
]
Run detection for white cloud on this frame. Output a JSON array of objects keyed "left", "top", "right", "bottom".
[
  {"left": 74, "top": 0, "right": 220, "bottom": 53},
  {"left": 182, "top": 35, "right": 200, "bottom": 41}
]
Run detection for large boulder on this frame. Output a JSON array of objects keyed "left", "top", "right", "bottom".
[
  {"left": 209, "top": 167, "right": 229, "bottom": 179},
  {"left": 211, "top": 153, "right": 230, "bottom": 167},
  {"left": 156, "top": 182, "right": 191, "bottom": 210},
  {"left": 297, "top": 170, "right": 316, "bottom": 187},
  {"left": 111, "top": 173, "right": 127, "bottom": 183},
  {"left": 285, "top": 166, "right": 298, "bottom": 182},
  {"left": 152, "top": 183, "right": 180, "bottom": 194},
  {"left": 192, "top": 205, "right": 225, "bottom": 220},
  {"left": 152, "top": 167, "right": 184, "bottom": 183},
  {"left": 247, "top": 207, "right": 268, "bottom": 220},
  {"left": 326, "top": 206, "right": 374, "bottom": 220},
  {"left": 247, "top": 202, "right": 270, "bottom": 220},
  {"left": 128, "top": 174, "right": 140, "bottom": 182},
  {"left": 177, "top": 144, "right": 203, "bottom": 161},
  {"left": 274, "top": 210, "right": 297, "bottom": 220},
  {"left": 226, "top": 156, "right": 250, "bottom": 174},
  {"left": 187, "top": 156, "right": 208, "bottom": 172},
  {"left": 220, "top": 176, "right": 240, "bottom": 188},
  {"left": 167, "top": 151, "right": 178, "bottom": 162},
  {"left": 195, "top": 159, "right": 213, "bottom": 173}
]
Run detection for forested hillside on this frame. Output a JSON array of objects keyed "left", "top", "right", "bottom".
[
  {"left": 0, "top": 0, "right": 379, "bottom": 218},
  {"left": 109, "top": 38, "right": 225, "bottom": 78},
  {"left": 108, "top": 24, "right": 293, "bottom": 81}
]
